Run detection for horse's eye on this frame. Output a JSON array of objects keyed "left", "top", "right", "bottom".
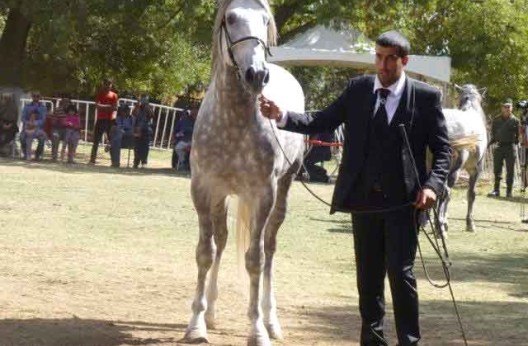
[
  {"left": 263, "top": 15, "right": 270, "bottom": 26},
  {"left": 226, "top": 13, "right": 236, "bottom": 26}
]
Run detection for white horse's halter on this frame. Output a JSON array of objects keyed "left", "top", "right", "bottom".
[{"left": 220, "top": 19, "right": 272, "bottom": 71}]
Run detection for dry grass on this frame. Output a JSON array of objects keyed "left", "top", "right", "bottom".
[{"left": 0, "top": 153, "right": 526, "bottom": 346}]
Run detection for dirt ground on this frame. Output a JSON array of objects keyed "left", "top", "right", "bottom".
[{"left": 0, "top": 159, "right": 526, "bottom": 346}]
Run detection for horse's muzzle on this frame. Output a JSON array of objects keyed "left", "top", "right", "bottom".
[{"left": 245, "top": 66, "right": 269, "bottom": 93}]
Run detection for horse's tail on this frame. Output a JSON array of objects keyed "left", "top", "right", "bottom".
[
  {"left": 450, "top": 134, "right": 480, "bottom": 152},
  {"left": 235, "top": 198, "right": 251, "bottom": 276}
]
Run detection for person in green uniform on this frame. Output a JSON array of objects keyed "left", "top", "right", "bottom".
[{"left": 488, "top": 98, "right": 520, "bottom": 198}]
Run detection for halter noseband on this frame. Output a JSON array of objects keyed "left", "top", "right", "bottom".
[{"left": 220, "top": 19, "right": 272, "bottom": 71}]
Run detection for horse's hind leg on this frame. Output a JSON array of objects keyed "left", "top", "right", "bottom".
[
  {"left": 466, "top": 162, "right": 482, "bottom": 232},
  {"left": 262, "top": 175, "right": 293, "bottom": 340},
  {"left": 204, "top": 196, "right": 229, "bottom": 329},
  {"left": 184, "top": 182, "right": 215, "bottom": 343}
]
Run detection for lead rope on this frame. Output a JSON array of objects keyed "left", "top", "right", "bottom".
[{"left": 267, "top": 118, "right": 469, "bottom": 346}]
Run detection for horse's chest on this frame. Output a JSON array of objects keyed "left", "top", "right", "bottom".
[{"left": 193, "top": 129, "right": 276, "bottom": 179}]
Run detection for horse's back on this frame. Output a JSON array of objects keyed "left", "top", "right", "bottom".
[
  {"left": 262, "top": 63, "right": 305, "bottom": 169},
  {"left": 443, "top": 108, "right": 487, "bottom": 140},
  {"left": 263, "top": 63, "right": 304, "bottom": 114},
  {"left": 443, "top": 108, "right": 488, "bottom": 165}
]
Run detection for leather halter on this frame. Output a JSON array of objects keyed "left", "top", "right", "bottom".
[{"left": 220, "top": 19, "right": 272, "bottom": 71}]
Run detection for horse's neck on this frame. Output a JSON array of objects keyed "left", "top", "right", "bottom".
[
  {"left": 212, "top": 65, "right": 260, "bottom": 125},
  {"left": 472, "top": 102, "right": 487, "bottom": 123}
]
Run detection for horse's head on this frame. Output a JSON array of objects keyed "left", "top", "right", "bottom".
[
  {"left": 455, "top": 84, "right": 485, "bottom": 111},
  {"left": 214, "top": 0, "right": 276, "bottom": 94}
]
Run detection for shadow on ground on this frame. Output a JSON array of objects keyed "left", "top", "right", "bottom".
[
  {"left": 430, "top": 252, "right": 528, "bottom": 294},
  {"left": 0, "top": 157, "right": 190, "bottom": 178},
  {"left": 0, "top": 318, "right": 188, "bottom": 346},
  {"left": 292, "top": 299, "right": 528, "bottom": 345},
  {"left": 309, "top": 216, "right": 352, "bottom": 234}
]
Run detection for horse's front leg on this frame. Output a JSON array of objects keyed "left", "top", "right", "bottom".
[
  {"left": 262, "top": 176, "right": 294, "bottom": 340},
  {"left": 245, "top": 184, "right": 276, "bottom": 346},
  {"left": 436, "top": 184, "right": 451, "bottom": 238},
  {"left": 184, "top": 182, "right": 215, "bottom": 343},
  {"left": 205, "top": 197, "right": 229, "bottom": 329}
]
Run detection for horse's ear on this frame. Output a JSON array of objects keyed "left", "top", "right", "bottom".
[
  {"left": 454, "top": 84, "right": 463, "bottom": 91},
  {"left": 479, "top": 87, "right": 487, "bottom": 97}
]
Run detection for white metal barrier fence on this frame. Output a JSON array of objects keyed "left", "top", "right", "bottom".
[{"left": 20, "top": 98, "right": 187, "bottom": 151}]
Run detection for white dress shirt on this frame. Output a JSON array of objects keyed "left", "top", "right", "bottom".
[
  {"left": 277, "top": 71, "right": 407, "bottom": 127},
  {"left": 373, "top": 71, "right": 406, "bottom": 124}
]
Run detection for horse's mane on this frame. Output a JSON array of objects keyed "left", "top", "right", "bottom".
[
  {"left": 212, "top": 0, "right": 277, "bottom": 69},
  {"left": 458, "top": 84, "right": 486, "bottom": 123}
]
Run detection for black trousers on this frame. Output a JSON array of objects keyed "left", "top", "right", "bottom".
[
  {"left": 133, "top": 137, "right": 150, "bottom": 167},
  {"left": 352, "top": 206, "right": 420, "bottom": 346},
  {"left": 90, "top": 119, "right": 113, "bottom": 162},
  {"left": 493, "top": 144, "right": 516, "bottom": 189}
]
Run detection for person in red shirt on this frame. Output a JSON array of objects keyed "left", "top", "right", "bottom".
[{"left": 89, "top": 77, "right": 118, "bottom": 164}]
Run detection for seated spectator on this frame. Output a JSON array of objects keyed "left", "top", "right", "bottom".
[
  {"left": 132, "top": 95, "right": 154, "bottom": 168},
  {"left": 48, "top": 97, "right": 72, "bottom": 161},
  {"left": 62, "top": 104, "right": 81, "bottom": 163},
  {"left": 301, "top": 131, "right": 334, "bottom": 183},
  {"left": 0, "top": 118, "right": 19, "bottom": 157},
  {"left": 20, "top": 92, "right": 47, "bottom": 160},
  {"left": 173, "top": 109, "right": 195, "bottom": 170},
  {"left": 174, "top": 110, "right": 194, "bottom": 170},
  {"left": 21, "top": 110, "right": 47, "bottom": 160},
  {"left": 109, "top": 104, "right": 135, "bottom": 167},
  {"left": 0, "top": 93, "right": 19, "bottom": 157}
]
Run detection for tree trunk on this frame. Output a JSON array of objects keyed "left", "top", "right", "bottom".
[
  {"left": 0, "top": 6, "right": 31, "bottom": 87},
  {"left": 274, "top": 2, "right": 301, "bottom": 38}
]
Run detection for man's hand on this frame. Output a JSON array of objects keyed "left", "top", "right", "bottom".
[
  {"left": 414, "top": 187, "right": 437, "bottom": 209},
  {"left": 258, "top": 95, "right": 283, "bottom": 121}
]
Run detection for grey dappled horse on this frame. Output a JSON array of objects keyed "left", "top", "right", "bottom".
[
  {"left": 436, "top": 84, "right": 488, "bottom": 235},
  {"left": 183, "top": 1, "right": 305, "bottom": 345}
]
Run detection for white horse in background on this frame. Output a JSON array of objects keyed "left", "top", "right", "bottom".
[
  {"left": 436, "top": 84, "right": 488, "bottom": 235},
  {"left": 183, "top": 1, "right": 305, "bottom": 345}
]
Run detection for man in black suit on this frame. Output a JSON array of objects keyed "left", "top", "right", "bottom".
[{"left": 260, "top": 31, "right": 451, "bottom": 346}]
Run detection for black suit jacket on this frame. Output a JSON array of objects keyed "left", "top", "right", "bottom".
[{"left": 282, "top": 75, "right": 452, "bottom": 214}]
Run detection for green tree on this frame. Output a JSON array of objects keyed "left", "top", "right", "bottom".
[
  {"left": 3, "top": 0, "right": 528, "bottom": 112},
  {"left": 273, "top": 0, "right": 528, "bottom": 113},
  {"left": 0, "top": 0, "right": 214, "bottom": 101}
]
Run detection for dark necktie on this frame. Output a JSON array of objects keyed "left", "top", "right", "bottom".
[{"left": 374, "top": 88, "right": 390, "bottom": 124}]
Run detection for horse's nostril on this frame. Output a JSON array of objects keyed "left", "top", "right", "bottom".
[
  {"left": 262, "top": 69, "right": 270, "bottom": 85},
  {"left": 245, "top": 67, "right": 269, "bottom": 91}
]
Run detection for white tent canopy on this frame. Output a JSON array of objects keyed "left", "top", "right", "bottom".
[{"left": 269, "top": 25, "right": 451, "bottom": 83}]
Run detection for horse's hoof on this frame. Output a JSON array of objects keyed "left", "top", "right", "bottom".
[
  {"left": 266, "top": 323, "right": 283, "bottom": 340},
  {"left": 182, "top": 328, "right": 209, "bottom": 344},
  {"left": 466, "top": 225, "right": 475, "bottom": 232},
  {"left": 205, "top": 313, "right": 216, "bottom": 329},
  {"left": 247, "top": 335, "right": 272, "bottom": 346}
]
